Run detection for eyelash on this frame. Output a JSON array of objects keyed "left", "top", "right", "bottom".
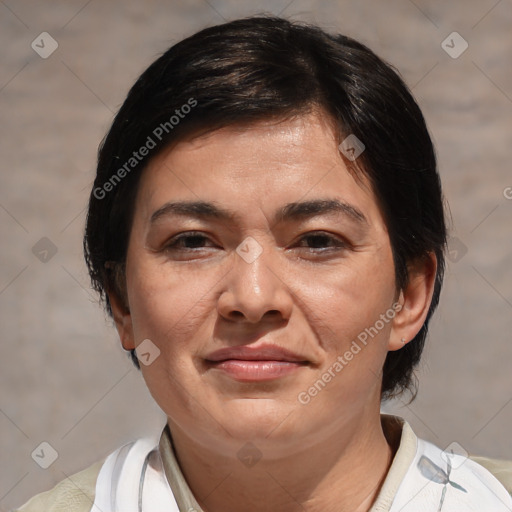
[{"left": 163, "top": 231, "right": 348, "bottom": 255}]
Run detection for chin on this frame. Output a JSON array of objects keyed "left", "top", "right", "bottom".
[{"left": 216, "top": 396, "right": 300, "bottom": 439}]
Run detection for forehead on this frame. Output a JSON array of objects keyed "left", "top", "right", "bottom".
[{"left": 133, "top": 112, "right": 380, "bottom": 226}]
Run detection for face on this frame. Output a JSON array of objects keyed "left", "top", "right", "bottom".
[{"left": 113, "top": 112, "right": 420, "bottom": 457}]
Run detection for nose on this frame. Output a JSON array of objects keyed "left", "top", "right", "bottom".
[{"left": 216, "top": 241, "right": 293, "bottom": 324}]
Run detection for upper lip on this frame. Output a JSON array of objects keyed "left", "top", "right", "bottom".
[{"left": 205, "top": 344, "right": 308, "bottom": 363}]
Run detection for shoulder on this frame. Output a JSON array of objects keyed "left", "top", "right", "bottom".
[
  {"left": 14, "top": 460, "right": 103, "bottom": 512},
  {"left": 469, "top": 455, "right": 512, "bottom": 495},
  {"left": 387, "top": 415, "right": 512, "bottom": 495}
]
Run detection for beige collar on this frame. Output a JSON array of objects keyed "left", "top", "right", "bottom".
[{"left": 369, "top": 414, "right": 418, "bottom": 511}]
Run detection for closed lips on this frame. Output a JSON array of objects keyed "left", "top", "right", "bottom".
[{"left": 205, "top": 344, "right": 309, "bottom": 363}]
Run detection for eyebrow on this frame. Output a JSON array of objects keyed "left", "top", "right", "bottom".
[{"left": 149, "top": 199, "right": 367, "bottom": 226}]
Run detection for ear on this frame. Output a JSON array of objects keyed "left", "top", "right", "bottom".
[
  {"left": 108, "top": 288, "right": 135, "bottom": 351},
  {"left": 388, "top": 253, "right": 437, "bottom": 351}
]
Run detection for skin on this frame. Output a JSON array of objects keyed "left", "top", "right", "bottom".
[{"left": 109, "top": 110, "right": 437, "bottom": 512}]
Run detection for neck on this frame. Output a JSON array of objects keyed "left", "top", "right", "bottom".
[{"left": 167, "top": 411, "right": 397, "bottom": 512}]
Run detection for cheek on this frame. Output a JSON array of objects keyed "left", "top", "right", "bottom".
[
  {"left": 126, "top": 263, "right": 217, "bottom": 417},
  {"left": 302, "top": 252, "right": 396, "bottom": 402},
  {"left": 307, "top": 254, "right": 396, "bottom": 346},
  {"left": 127, "top": 262, "right": 216, "bottom": 349}
]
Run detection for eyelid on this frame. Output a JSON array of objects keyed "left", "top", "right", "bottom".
[{"left": 296, "top": 230, "right": 347, "bottom": 242}]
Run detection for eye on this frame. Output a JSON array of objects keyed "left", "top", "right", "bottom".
[
  {"left": 162, "top": 231, "right": 348, "bottom": 259},
  {"left": 164, "top": 232, "right": 216, "bottom": 251},
  {"left": 295, "top": 232, "right": 348, "bottom": 252}
]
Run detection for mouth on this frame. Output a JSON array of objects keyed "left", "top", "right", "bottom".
[{"left": 205, "top": 344, "right": 310, "bottom": 382}]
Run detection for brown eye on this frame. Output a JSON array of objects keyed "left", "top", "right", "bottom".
[
  {"left": 164, "top": 232, "right": 216, "bottom": 251},
  {"left": 297, "top": 232, "right": 347, "bottom": 250}
]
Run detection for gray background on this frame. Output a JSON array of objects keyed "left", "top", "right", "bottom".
[{"left": 1, "top": 0, "right": 511, "bottom": 510}]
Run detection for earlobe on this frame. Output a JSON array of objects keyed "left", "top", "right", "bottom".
[
  {"left": 108, "top": 289, "right": 136, "bottom": 351},
  {"left": 388, "top": 253, "right": 437, "bottom": 351}
]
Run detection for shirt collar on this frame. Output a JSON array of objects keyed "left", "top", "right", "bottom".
[{"left": 369, "top": 414, "right": 418, "bottom": 511}]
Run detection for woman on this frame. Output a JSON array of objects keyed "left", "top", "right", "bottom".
[{"left": 16, "top": 15, "right": 512, "bottom": 512}]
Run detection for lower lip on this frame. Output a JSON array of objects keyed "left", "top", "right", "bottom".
[{"left": 207, "top": 360, "right": 306, "bottom": 381}]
